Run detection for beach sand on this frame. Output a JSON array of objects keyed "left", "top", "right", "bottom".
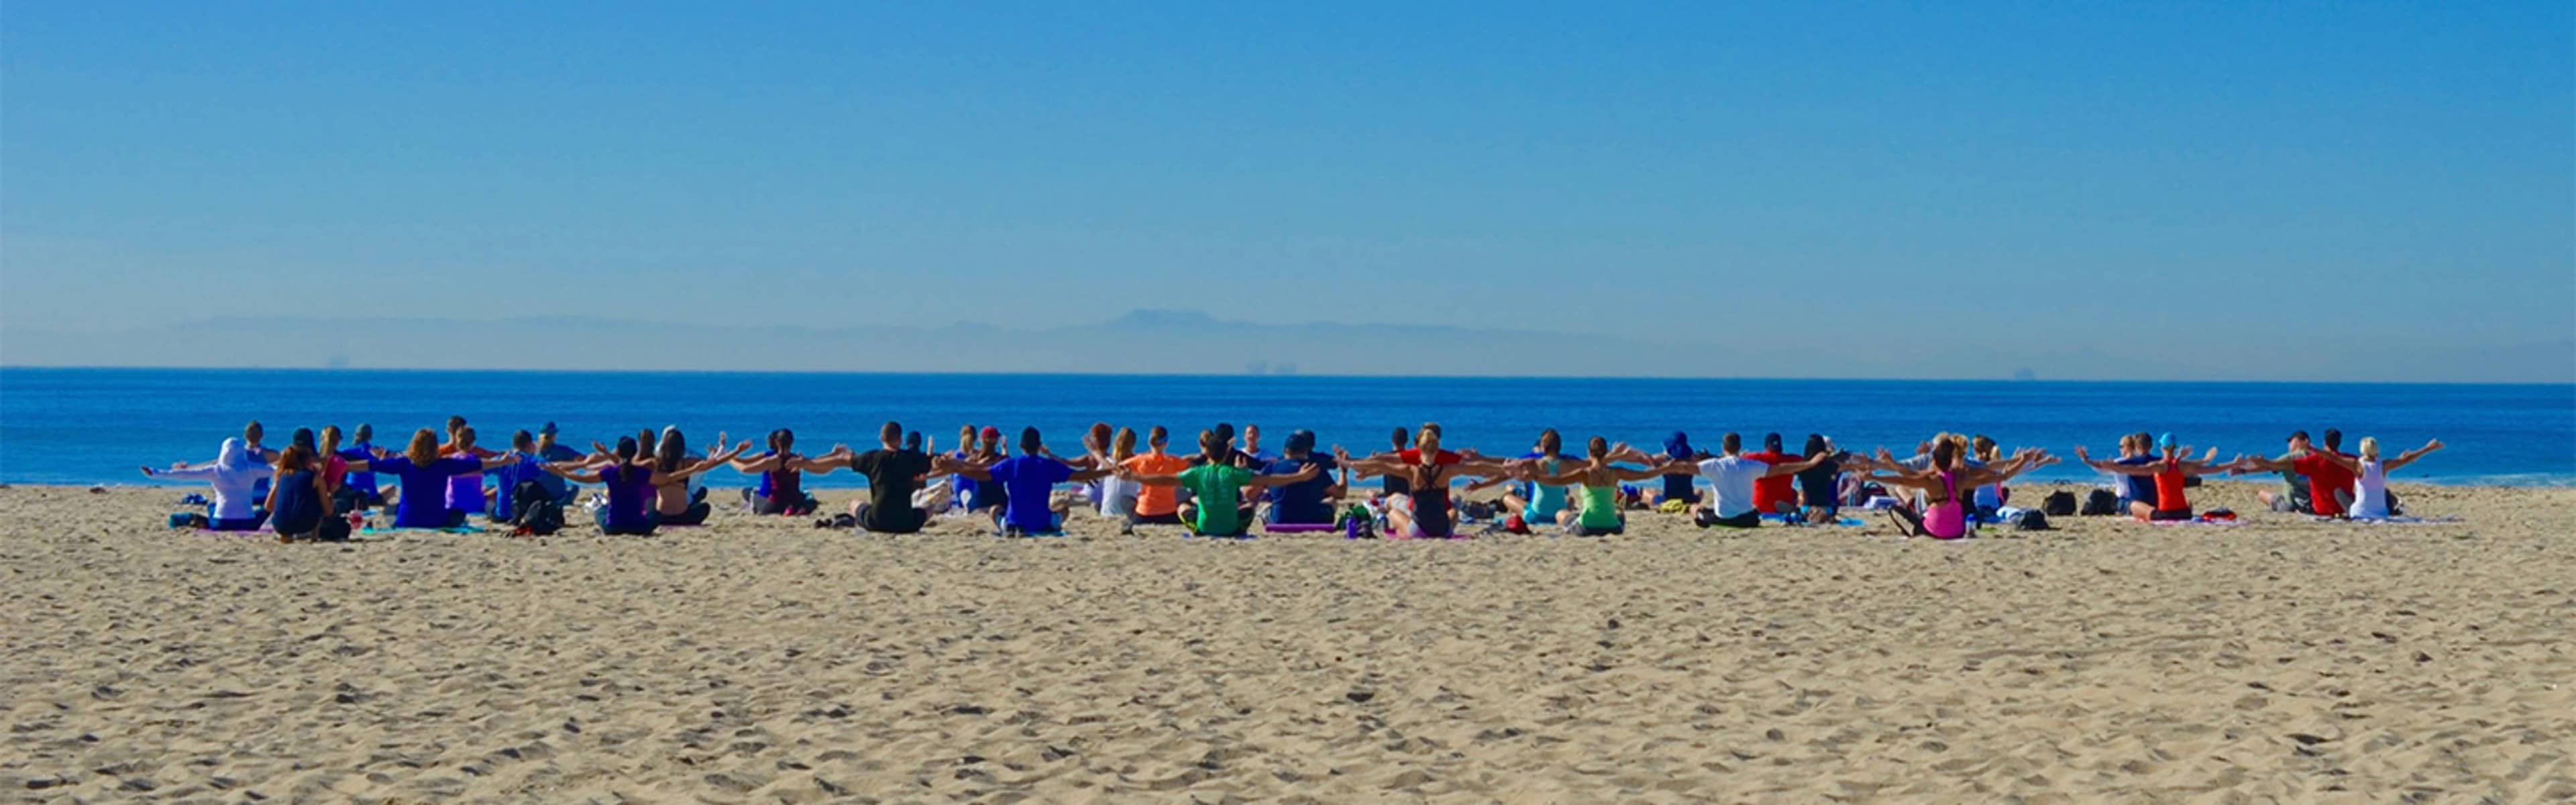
[{"left": 3, "top": 481, "right": 2570, "bottom": 802}]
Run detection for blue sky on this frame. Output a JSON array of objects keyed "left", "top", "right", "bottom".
[{"left": 5, "top": 2, "right": 2570, "bottom": 380}]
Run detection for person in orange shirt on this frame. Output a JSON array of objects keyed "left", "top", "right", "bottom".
[{"left": 1120, "top": 425, "right": 1193, "bottom": 529}]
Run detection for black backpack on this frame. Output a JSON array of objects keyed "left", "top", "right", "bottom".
[
  {"left": 511, "top": 481, "right": 566, "bottom": 535},
  {"left": 2080, "top": 489, "right": 2120, "bottom": 516},
  {"left": 2010, "top": 510, "right": 2053, "bottom": 531},
  {"left": 2042, "top": 490, "right": 2078, "bottom": 517}
]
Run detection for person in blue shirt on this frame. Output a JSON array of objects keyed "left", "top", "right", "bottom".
[
  {"left": 944, "top": 427, "right": 1115, "bottom": 536},
  {"left": 335, "top": 423, "right": 386, "bottom": 508},
  {"left": 1260, "top": 430, "right": 1342, "bottom": 525},
  {"left": 486, "top": 429, "right": 555, "bottom": 522},
  {"left": 532, "top": 423, "right": 585, "bottom": 503}
]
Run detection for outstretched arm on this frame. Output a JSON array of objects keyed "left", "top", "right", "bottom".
[
  {"left": 1760, "top": 453, "right": 1832, "bottom": 478},
  {"left": 543, "top": 464, "right": 605, "bottom": 484},
  {"left": 2383, "top": 439, "right": 2444, "bottom": 472},
  {"left": 1247, "top": 461, "right": 1325, "bottom": 488},
  {"left": 2074, "top": 446, "right": 2153, "bottom": 476}
]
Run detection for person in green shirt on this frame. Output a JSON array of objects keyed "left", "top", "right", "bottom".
[
  {"left": 1122, "top": 429, "right": 1322, "bottom": 537},
  {"left": 1511, "top": 437, "right": 1697, "bottom": 536}
]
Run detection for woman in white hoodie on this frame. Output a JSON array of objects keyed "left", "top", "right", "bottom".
[{"left": 142, "top": 437, "right": 276, "bottom": 531}]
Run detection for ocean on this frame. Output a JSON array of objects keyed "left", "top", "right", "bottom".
[{"left": 4, "top": 368, "right": 2570, "bottom": 489}]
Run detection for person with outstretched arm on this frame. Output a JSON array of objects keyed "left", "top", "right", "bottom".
[
  {"left": 2262, "top": 437, "right": 2442, "bottom": 519},
  {"left": 2076, "top": 433, "right": 2249, "bottom": 522},
  {"left": 1691, "top": 432, "right": 1835, "bottom": 529},
  {"left": 1124, "top": 429, "right": 1322, "bottom": 537},
  {"left": 843, "top": 421, "right": 977, "bottom": 534},
  {"left": 943, "top": 427, "right": 1116, "bottom": 536},
  {"left": 1334, "top": 425, "right": 1511, "bottom": 539},
  {"left": 1511, "top": 437, "right": 1698, "bottom": 535}
]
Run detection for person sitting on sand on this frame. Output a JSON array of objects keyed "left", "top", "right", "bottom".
[
  {"left": 562, "top": 429, "right": 749, "bottom": 525},
  {"left": 337, "top": 423, "right": 387, "bottom": 509},
  {"left": 241, "top": 420, "right": 278, "bottom": 504},
  {"left": 529, "top": 423, "right": 584, "bottom": 504},
  {"left": 843, "top": 421, "right": 969, "bottom": 534},
  {"left": 732, "top": 429, "right": 845, "bottom": 516},
  {"left": 1259, "top": 429, "right": 1344, "bottom": 527},
  {"left": 438, "top": 417, "right": 500, "bottom": 520},
  {"left": 360, "top": 429, "right": 521, "bottom": 529},
  {"left": 1644, "top": 431, "right": 1707, "bottom": 508},
  {"left": 1335, "top": 425, "right": 1512, "bottom": 539},
  {"left": 142, "top": 437, "right": 276, "bottom": 531},
  {"left": 2258, "top": 436, "right": 2443, "bottom": 520},
  {"left": 2235, "top": 429, "right": 2367, "bottom": 517},
  {"left": 484, "top": 429, "right": 554, "bottom": 523},
  {"left": 544, "top": 437, "right": 661, "bottom": 536},
  {"left": 1473, "top": 429, "right": 1580, "bottom": 527},
  {"left": 265, "top": 445, "right": 349, "bottom": 543},
  {"left": 1511, "top": 437, "right": 1697, "bottom": 535},
  {"left": 1793, "top": 434, "right": 1851, "bottom": 521},
  {"left": 839, "top": 420, "right": 963, "bottom": 534},
  {"left": 1370, "top": 427, "right": 1415, "bottom": 500},
  {"left": 943, "top": 427, "right": 1117, "bottom": 536},
  {"left": 288, "top": 428, "right": 349, "bottom": 512},
  {"left": 1855, "top": 441, "right": 2049, "bottom": 539},
  {"left": 2076, "top": 434, "right": 2247, "bottom": 522},
  {"left": 1739, "top": 433, "right": 1805, "bottom": 517},
  {"left": 1236, "top": 424, "right": 1275, "bottom": 465},
  {"left": 1089, "top": 427, "right": 1144, "bottom": 523},
  {"left": 1124, "top": 430, "right": 1322, "bottom": 537},
  {"left": 1120, "top": 427, "right": 1194, "bottom": 527},
  {"left": 1690, "top": 433, "right": 1835, "bottom": 529}
]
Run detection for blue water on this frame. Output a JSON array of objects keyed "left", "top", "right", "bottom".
[{"left": 4, "top": 368, "right": 2570, "bottom": 489}]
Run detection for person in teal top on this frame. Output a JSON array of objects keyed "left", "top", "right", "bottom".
[
  {"left": 1473, "top": 429, "right": 1580, "bottom": 527},
  {"left": 1513, "top": 437, "right": 1697, "bottom": 536},
  {"left": 1122, "top": 429, "right": 1320, "bottom": 537}
]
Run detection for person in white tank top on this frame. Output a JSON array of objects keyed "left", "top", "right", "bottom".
[{"left": 2302, "top": 437, "right": 2444, "bottom": 519}]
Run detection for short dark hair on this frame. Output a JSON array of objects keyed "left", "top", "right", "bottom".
[
  {"left": 1019, "top": 427, "right": 1043, "bottom": 453},
  {"left": 881, "top": 421, "right": 904, "bottom": 442},
  {"left": 2322, "top": 429, "right": 2343, "bottom": 449},
  {"left": 1721, "top": 432, "right": 1742, "bottom": 453},
  {"left": 2288, "top": 430, "right": 2310, "bottom": 443}
]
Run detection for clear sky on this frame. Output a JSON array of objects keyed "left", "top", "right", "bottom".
[{"left": 5, "top": 2, "right": 2571, "bottom": 380}]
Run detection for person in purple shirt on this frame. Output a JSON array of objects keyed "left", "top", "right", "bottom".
[
  {"left": 354, "top": 429, "right": 519, "bottom": 529},
  {"left": 542, "top": 436, "right": 661, "bottom": 535},
  {"left": 945, "top": 427, "right": 1114, "bottom": 536}
]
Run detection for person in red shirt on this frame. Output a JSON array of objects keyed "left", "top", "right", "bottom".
[
  {"left": 1739, "top": 432, "right": 1802, "bottom": 516},
  {"left": 2238, "top": 429, "right": 2359, "bottom": 517}
]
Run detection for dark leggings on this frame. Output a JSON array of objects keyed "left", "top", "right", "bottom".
[
  {"left": 1128, "top": 512, "right": 1183, "bottom": 526},
  {"left": 1695, "top": 509, "right": 1760, "bottom": 529},
  {"left": 208, "top": 513, "right": 269, "bottom": 532},
  {"left": 852, "top": 503, "right": 928, "bottom": 534},
  {"left": 596, "top": 508, "right": 657, "bottom": 536},
  {"left": 658, "top": 501, "right": 712, "bottom": 527},
  {"left": 754, "top": 495, "right": 816, "bottom": 516}
]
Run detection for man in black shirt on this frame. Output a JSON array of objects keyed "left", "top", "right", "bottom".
[{"left": 845, "top": 421, "right": 957, "bottom": 534}]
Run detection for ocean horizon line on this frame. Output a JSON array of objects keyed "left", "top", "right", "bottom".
[{"left": 8, "top": 364, "right": 2573, "bottom": 389}]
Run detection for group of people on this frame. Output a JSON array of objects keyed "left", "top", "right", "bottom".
[{"left": 142, "top": 417, "right": 2446, "bottom": 542}]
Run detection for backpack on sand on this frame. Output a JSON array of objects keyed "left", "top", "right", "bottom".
[
  {"left": 2080, "top": 489, "right": 2119, "bottom": 517},
  {"left": 2042, "top": 490, "right": 2078, "bottom": 517},
  {"left": 511, "top": 482, "right": 566, "bottom": 536},
  {"left": 2010, "top": 510, "right": 2053, "bottom": 531}
]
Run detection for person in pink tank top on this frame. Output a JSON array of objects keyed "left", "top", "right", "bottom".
[{"left": 1860, "top": 441, "right": 2052, "bottom": 539}]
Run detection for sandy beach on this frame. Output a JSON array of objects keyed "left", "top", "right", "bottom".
[{"left": 2, "top": 480, "right": 2569, "bottom": 802}]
